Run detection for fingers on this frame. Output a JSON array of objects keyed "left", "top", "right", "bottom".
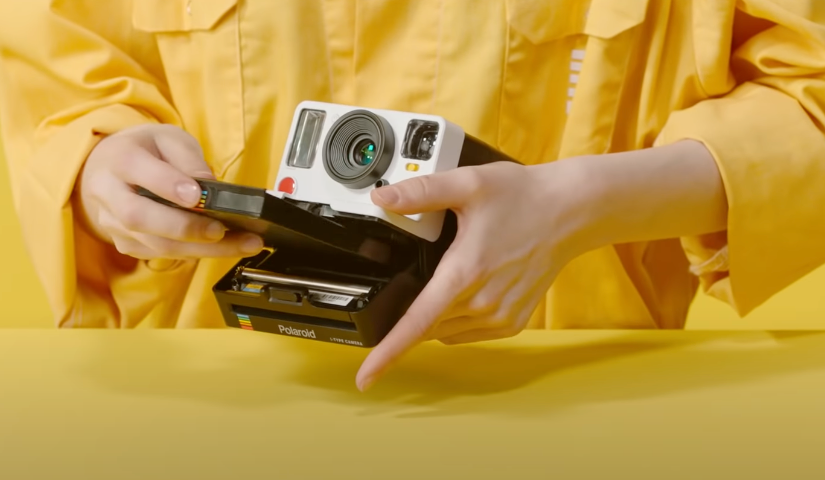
[
  {"left": 428, "top": 316, "right": 491, "bottom": 341},
  {"left": 111, "top": 146, "right": 205, "bottom": 208},
  {"left": 106, "top": 186, "right": 228, "bottom": 243},
  {"left": 431, "top": 276, "right": 549, "bottom": 344},
  {"left": 357, "top": 238, "right": 392, "bottom": 265},
  {"left": 108, "top": 125, "right": 215, "bottom": 209},
  {"left": 150, "top": 124, "right": 216, "bottom": 180},
  {"left": 355, "top": 260, "right": 469, "bottom": 391},
  {"left": 436, "top": 326, "right": 523, "bottom": 346},
  {"left": 99, "top": 197, "right": 264, "bottom": 259},
  {"left": 435, "top": 302, "right": 536, "bottom": 346},
  {"left": 429, "top": 304, "right": 527, "bottom": 344},
  {"left": 107, "top": 234, "right": 155, "bottom": 261},
  {"left": 131, "top": 231, "right": 264, "bottom": 259},
  {"left": 111, "top": 232, "right": 263, "bottom": 260},
  {"left": 104, "top": 209, "right": 263, "bottom": 260},
  {"left": 80, "top": 123, "right": 266, "bottom": 262},
  {"left": 370, "top": 167, "right": 483, "bottom": 214}
]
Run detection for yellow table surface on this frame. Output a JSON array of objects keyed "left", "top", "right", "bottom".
[{"left": 1, "top": 329, "right": 823, "bottom": 479}]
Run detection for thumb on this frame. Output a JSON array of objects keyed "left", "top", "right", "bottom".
[
  {"left": 152, "top": 125, "right": 216, "bottom": 180},
  {"left": 371, "top": 169, "right": 478, "bottom": 215}
]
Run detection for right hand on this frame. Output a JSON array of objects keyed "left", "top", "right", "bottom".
[{"left": 76, "top": 124, "right": 264, "bottom": 260}]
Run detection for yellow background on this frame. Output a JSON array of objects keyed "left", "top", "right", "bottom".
[{"left": 2, "top": 132, "right": 824, "bottom": 330}]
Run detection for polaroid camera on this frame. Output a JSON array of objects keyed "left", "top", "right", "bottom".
[{"left": 140, "top": 101, "right": 518, "bottom": 347}]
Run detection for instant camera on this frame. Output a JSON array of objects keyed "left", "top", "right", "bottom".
[{"left": 140, "top": 101, "right": 518, "bottom": 347}]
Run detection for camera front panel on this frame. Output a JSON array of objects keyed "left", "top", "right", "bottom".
[{"left": 270, "top": 101, "right": 466, "bottom": 242}]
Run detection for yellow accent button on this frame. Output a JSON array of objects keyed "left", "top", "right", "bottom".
[{"left": 406, "top": 163, "right": 419, "bottom": 172}]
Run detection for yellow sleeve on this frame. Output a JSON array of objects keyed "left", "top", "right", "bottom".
[
  {"left": 0, "top": 3, "right": 192, "bottom": 327},
  {"left": 655, "top": 1, "right": 825, "bottom": 316}
]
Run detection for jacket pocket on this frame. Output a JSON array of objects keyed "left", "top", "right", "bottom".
[
  {"left": 506, "top": 0, "right": 651, "bottom": 44},
  {"left": 132, "top": 0, "right": 245, "bottom": 176},
  {"left": 497, "top": 0, "right": 652, "bottom": 164}
]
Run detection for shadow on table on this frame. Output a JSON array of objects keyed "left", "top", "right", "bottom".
[{"left": 76, "top": 329, "right": 825, "bottom": 419}]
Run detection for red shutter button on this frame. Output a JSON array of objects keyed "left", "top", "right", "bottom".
[{"left": 277, "top": 177, "right": 296, "bottom": 195}]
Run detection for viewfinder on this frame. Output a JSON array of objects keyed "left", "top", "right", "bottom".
[{"left": 402, "top": 120, "right": 439, "bottom": 160}]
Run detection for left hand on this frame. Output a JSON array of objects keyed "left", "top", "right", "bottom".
[{"left": 355, "top": 159, "right": 599, "bottom": 391}]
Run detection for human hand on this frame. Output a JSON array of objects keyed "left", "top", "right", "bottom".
[
  {"left": 76, "top": 124, "right": 264, "bottom": 260},
  {"left": 355, "top": 159, "right": 598, "bottom": 391}
]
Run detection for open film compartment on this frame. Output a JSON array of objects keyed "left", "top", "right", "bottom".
[
  {"left": 212, "top": 200, "right": 459, "bottom": 348},
  {"left": 212, "top": 237, "right": 428, "bottom": 348}
]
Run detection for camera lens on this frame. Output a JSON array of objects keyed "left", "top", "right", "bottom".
[
  {"left": 323, "top": 110, "right": 395, "bottom": 189},
  {"left": 351, "top": 138, "right": 376, "bottom": 166}
]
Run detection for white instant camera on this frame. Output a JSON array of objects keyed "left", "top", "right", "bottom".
[
  {"left": 140, "top": 101, "right": 518, "bottom": 348},
  {"left": 270, "top": 101, "right": 512, "bottom": 242}
]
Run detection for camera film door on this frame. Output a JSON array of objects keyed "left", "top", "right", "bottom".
[{"left": 137, "top": 178, "right": 391, "bottom": 265}]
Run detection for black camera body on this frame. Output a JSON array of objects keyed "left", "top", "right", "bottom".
[{"left": 139, "top": 102, "right": 517, "bottom": 347}]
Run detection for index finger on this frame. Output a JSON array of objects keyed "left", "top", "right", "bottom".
[
  {"left": 355, "top": 261, "right": 466, "bottom": 391},
  {"left": 370, "top": 167, "right": 482, "bottom": 215},
  {"left": 112, "top": 147, "right": 204, "bottom": 208}
]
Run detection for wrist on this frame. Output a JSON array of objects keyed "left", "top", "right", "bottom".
[
  {"left": 527, "top": 158, "right": 612, "bottom": 258},
  {"left": 540, "top": 141, "right": 728, "bottom": 252},
  {"left": 72, "top": 163, "right": 114, "bottom": 246},
  {"left": 561, "top": 154, "right": 633, "bottom": 249}
]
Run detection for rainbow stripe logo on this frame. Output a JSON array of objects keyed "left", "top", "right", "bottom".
[
  {"left": 237, "top": 313, "right": 254, "bottom": 331},
  {"left": 196, "top": 189, "right": 208, "bottom": 209}
]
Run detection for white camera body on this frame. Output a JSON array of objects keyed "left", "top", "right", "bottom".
[{"left": 270, "top": 101, "right": 499, "bottom": 242}]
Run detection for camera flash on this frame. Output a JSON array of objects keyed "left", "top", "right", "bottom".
[
  {"left": 287, "top": 109, "right": 326, "bottom": 169},
  {"left": 405, "top": 163, "right": 419, "bottom": 172}
]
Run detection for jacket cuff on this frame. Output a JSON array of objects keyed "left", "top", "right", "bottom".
[
  {"left": 13, "top": 105, "right": 158, "bottom": 324},
  {"left": 23, "top": 104, "right": 158, "bottom": 208},
  {"left": 655, "top": 83, "right": 825, "bottom": 315}
]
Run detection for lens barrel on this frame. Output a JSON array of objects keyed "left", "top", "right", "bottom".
[{"left": 323, "top": 110, "right": 395, "bottom": 189}]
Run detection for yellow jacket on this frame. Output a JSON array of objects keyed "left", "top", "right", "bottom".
[{"left": 2, "top": 0, "right": 824, "bottom": 330}]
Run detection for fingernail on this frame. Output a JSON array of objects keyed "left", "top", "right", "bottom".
[
  {"left": 205, "top": 222, "right": 225, "bottom": 240},
  {"left": 177, "top": 183, "right": 200, "bottom": 205},
  {"left": 241, "top": 235, "right": 264, "bottom": 254},
  {"left": 374, "top": 187, "right": 399, "bottom": 205},
  {"left": 357, "top": 376, "right": 375, "bottom": 392},
  {"left": 192, "top": 171, "right": 216, "bottom": 180}
]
